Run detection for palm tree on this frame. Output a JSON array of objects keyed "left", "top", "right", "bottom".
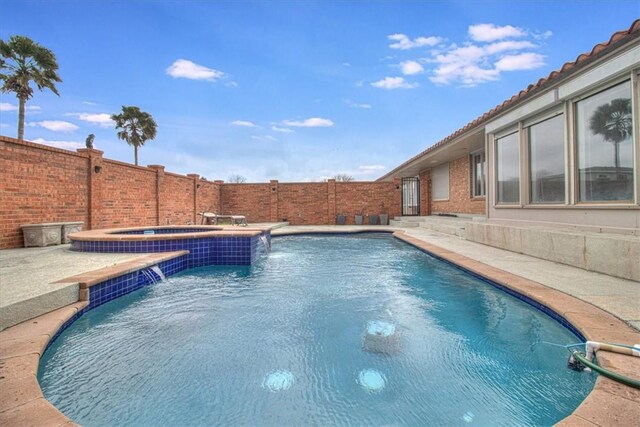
[
  {"left": 111, "top": 106, "right": 157, "bottom": 166},
  {"left": 0, "top": 35, "right": 62, "bottom": 140},
  {"left": 589, "top": 98, "right": 632, "bottom": 169}
]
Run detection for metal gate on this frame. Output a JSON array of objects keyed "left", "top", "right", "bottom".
[{"left": 401, "top": 177, "right": 420, "bottom": 216}]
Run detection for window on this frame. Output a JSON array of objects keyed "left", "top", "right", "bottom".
[
  {"left": 528, "top": 114, "right": 565, "bottom": 203},
  {"left": 496, "top": 132, "right": 520, "bottom": 204},
  {"left": 432, "top": 163, "right": 449, "bottom": 200},
  {"left": 471, "top": 152, "right": 486, "bottom": 197},
  {"left": 576, "top": 81, "right": 634, "bottom": 202}
]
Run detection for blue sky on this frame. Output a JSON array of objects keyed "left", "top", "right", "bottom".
[{"left": 1, "top": 1, "right": 638, "bottom": 182}]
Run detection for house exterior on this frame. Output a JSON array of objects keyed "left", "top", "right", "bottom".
[{"left": 380, "top": 20, "right": 639, "bottom": 232}]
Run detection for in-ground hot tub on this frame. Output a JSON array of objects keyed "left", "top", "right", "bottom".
[{"left": 69, "top": 225, "right": 271, "bottom": 266}]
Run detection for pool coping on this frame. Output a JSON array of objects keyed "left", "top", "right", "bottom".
[
  {"left": 70, "top": 225, "right": 269, "bottom": 242},
  {"left": 1, "top": 231, "right": 638, "bottom": 426}
]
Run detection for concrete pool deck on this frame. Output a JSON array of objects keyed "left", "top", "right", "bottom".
[{"left": 0, "top": 224, "right": 638, "bottom": 426}]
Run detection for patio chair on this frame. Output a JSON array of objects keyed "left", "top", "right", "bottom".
[{"left": 198, "top": 212, "right": 248, "bottom": 226}]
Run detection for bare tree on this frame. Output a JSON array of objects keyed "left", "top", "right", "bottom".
[
  {"left": 332, "top": 173, "right": 354, "bottom": 182},
  {"left": 228, "top": 174, "right": 247, "bottom": 183}
]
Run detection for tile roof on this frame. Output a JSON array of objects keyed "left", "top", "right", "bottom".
[{"left": 378, "top": 19, "right": 640, "bottom": 181}]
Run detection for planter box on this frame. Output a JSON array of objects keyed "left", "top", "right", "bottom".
[
  {"left": 336, "top": 215, "right": 346, "bottom": 225},
  {"left": 379, "top": 214, "right": 389, "bottom": 225},
  {"left": 61, "top": 222, "right": 84, "bottom": 243},
  {"left": 21, "top": 223, "right": 62, "bottom": 247},
  {"left": 355, "top": 215, "right": 364, "bottom": 225},
  {"left": 369, "top": 214, "right": 379, "bottom": 225}
]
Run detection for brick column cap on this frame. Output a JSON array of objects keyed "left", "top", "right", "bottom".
[
  {"left": 77, "top": 148, "right": 104, "bottom": 156},
  {"left": 147, "top": 165, "right": 165, "bottom": 171}
]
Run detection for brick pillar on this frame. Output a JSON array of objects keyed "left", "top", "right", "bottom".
[
  {"left": 148, "top": 165, "right": 165, "bottom": 225},
  {"left": 187, "top": 174, "right": 199, "bottom": 224},
  {"left": 419, "top": 170, "right": 431, "bottom": 216},
  {"left": 270, "top": 180, "right": 279, "bottom": 222},
  {"left": 393, "top": 177, "right": 402, "bottom": 219},
  {"left": 327, "top": 179, "right": 336, "bottom": 224},
  {"left": 214, "top": 180, "right": 224, "bottom": 214},
  {"left": 77, "top": 148, "right": 104, "bottom": 229}
]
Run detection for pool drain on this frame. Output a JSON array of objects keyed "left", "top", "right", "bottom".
[
  {"left": 462, "top": 411, "right": 475, "bottom": 423},
  {"left": 357, "top": 369, "right": 386, "bottom": 393},
  {"left": 262, "top": 370, "right": 295, "bottom": 392}
]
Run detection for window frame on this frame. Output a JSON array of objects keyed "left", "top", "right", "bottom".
[
  {"left": 470, "top": 150, "right": 486, "bottom": 198},
  {"left": 494, "top": 129, "right": 521, "bottom": 206},
  {"left": 488, "top": 71, "right": 639, "bottom": 210},
  {"left": 431, "top": 162, "right": 450, "bottom": 201},
  {"left": 571, "top": 77, "right": 636, "bottom": 205},
  {"left": 525, "top": 112, "right": 567, "bottom": 205}
]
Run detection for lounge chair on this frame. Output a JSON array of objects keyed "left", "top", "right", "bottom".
[{"left": 198, "top": 212, "right": 248, "bottom": 226}]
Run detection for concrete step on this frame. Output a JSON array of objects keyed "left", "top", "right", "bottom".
[
  {"left": 390, "top": 219, "right": 420, "bottom": 227},
  {"left": 466, "top": 221, "right": 639, "bottom": 281},
  {"left": 421, "top": 221, "right": 468, "bottom": 237}
]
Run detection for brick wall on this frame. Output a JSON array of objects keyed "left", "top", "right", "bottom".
[
  {"left": 0, "top": 136, "right": 219, "bottom": 248},
  {"left": 196, "top": 180, "right": 221, "bottom": 223},
  {"left": 164, "top": 173, "right": 195, "bottom": 225},
  {"left": 335, "top": 181, "right": 400, "bottom": 225},
  {"left": 218, "top": 180, "right": 401, "bottom": 226},
  {"left": 220, "top": 183, "right": 272, "bottom": 222},
  {"left": 430, "top": 155, "right": 485, "bottom": 215},
  {"left": 0, "top": 136, "right": 89, "bottom": 248},
  {"left": 419, "top": 170, "right": 431, "bottom": 216},
  {"left": 100, "top": 160, "right": 157, "bottom": 228},
  {"left": 1, "top": 135, "right": 404, "bottom": 248},
  {"left": 278, "top": 183, "right": 328, "bottom": 224}
]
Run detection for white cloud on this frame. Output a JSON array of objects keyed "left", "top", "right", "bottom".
[
  {"left": 371, "top": 77, "right": 417, "bottom": 90},
  {"left": 358, "top": 165, "right": 386, "bottom": 172},
  {"left": 400, "top": 60, "right": 424, "bottom": 75},
  {"left": 388, "top": 33, "right": 442, "bottom": 50},
  {"left": 345, "top": 100, "right": 372, "bottom": 109},
  {"left": 282, "top": 117, "right": 334, "bottom": 127},
  {"left": 166, "top": 59, "right": 225, "bottom": 81},
  {"left": 495, "top": 53, "right": 546, "bottom": 71},
  {"left": 67, "top": 113, "right": 114, "bottom": 127},
  {"left": 28, "top": 120, "right": 78, "bottom": 132},
  {"left": 429, "top": 38, "right": 545, "bottom": 86},
  {"left": 251, "top": 135, "right": 277, "bottom": 141},
  {"left": 82, "top": 101, "right": 98, "bottom": 106},
  {"left": 468, "top": 23, "right": 526, "bottom": 42},
  {"left": 231, "top": 120, "right": 257, "bottom": 127},
  {"left": 484, "top": 40, "right": 536, "bottom": 55},
  {"left": 225, "top": 81, "right": 238, "bottom": 87},
  {"left": 32, "top": 137, "right": 83, "bottom": 150},
  {"left": 533, "top": 30, "right": 553, "bottom": 40},
  {"left": 0, "top": 103, "right": 15, "bottom": 112},
  {"left": 1, "top": 102, "right": 41, "bottom": 112},
  {"left": 342, "top": 62, "right": 351, "bottom": 67},
  {"left": 0, "top": 123, "right": 8, "bottom": 128},
  {"left": 272, "top": 125, "right": 294, "bottom": 133}
]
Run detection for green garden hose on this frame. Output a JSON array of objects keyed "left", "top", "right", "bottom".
[{"left": 571, "top": 350, "right": 640, "bottom": 389}]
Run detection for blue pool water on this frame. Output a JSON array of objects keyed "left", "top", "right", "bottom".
[{"left": 39, "top": 234, "right": 595, "bottom": 426}]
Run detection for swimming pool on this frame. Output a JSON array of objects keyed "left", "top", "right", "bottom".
[{"left": 38, "top": 234, "right": 594, "bottom": 426}]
